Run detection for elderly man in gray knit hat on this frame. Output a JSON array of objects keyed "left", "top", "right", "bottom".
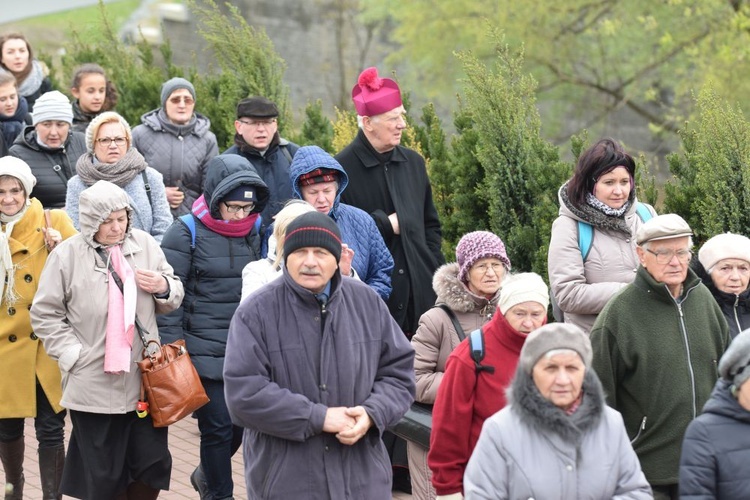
[
  {"left": 132, "top": 77, "right": 218, "bottom": 217},
  {"left": 591, "top": 213, "right": 730, "bottom": 500},
  {"left": 680, "top": 327, "right": 750, "bottom": 497},
  {"left": 223, "top": 210, "right": 415, "bottom": 499}
]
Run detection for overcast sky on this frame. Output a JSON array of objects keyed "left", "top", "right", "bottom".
[{"left": 0, "top": 0, "right": 122, "bottom": 24}]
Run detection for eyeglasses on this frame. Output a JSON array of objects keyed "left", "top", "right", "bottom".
[
  {"left": 223, "top": 202, "right": 255, "bottom": 214},
  {"left": 96, "top": 137, "right": 127, "bottom": 147},
  {"left": 472, "top": 262, "right": 505, "bottom": 275},
  {"left": 169, "top": 96, "right": 194, "bottom": 105},
  {"left": 238, "top": 118, "right": 277, "bottom": 128},
  {"left": 646, "top": 249, "right": 692, "bottom": 265}
]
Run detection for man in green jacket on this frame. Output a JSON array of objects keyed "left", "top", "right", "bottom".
[{"left": 591, "top": 213, "right": 729, "bottom": 500}]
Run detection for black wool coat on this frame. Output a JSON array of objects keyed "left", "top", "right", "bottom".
[{"left": 335, "top": 130, "right": 444, "bottom": 333}]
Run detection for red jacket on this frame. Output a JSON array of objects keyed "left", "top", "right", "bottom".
[{"left": 428, "top": 312, "right": 535, "bottom": 495}]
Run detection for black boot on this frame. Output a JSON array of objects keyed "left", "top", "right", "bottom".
[
  {"left": 0, "top": 437, "right": 24, "bottom": 500},
  {"left": 38, "top": 445, "right": 65, "bottom": 500},
  {"left": 190, "top": 464, "right": 209, "bottom": 499}
]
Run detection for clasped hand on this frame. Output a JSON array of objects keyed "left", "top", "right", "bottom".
[{"left": 323, "top": 406, "right": 372, "bottom": 446}]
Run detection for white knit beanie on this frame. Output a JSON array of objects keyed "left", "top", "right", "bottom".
[
  {"left": 699, "top": 233, "right": 750, "bottom": 273},
  {"left": 32, "top": 91, "right": 73, "bottom": 125},
  {"left": 498, "top": 272, "right": 550, "bottom": 315}
]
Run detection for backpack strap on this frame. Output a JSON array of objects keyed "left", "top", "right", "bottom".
[
  {"left": 577, "top": 221, "right": 594, "bottom": 262},
  {"left": 179, "top": 214, "right": 197, "bottom": 250},
  {"left": 468, "top": 328, "right": 495, "bottom": 374},
  {"left": 635, "top": 202, "right": 653, "bottom": 222},
  {"left": 434, "top": 304, "right": 466, "bottom": 342},
  {"left": 578, "top": 202, "right": 652, "bottom": 262},
  {"left": 280, "top": 144, "right": 293, "bottom": 164},
  {"left": 141, "top": 171, "right": 152, "bottom": 207}
]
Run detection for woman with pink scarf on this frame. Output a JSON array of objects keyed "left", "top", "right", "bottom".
[
  {"left": 158, "top": 154, "right": 269, "bottom": 500},
  {"left": 30, "top": 180, "right": 184, "bottom": 499}
]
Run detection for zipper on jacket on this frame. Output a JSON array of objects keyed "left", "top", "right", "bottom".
[
  {"left": 675, "top": 294, "right": 698, "bottom": 419},
  {"left": 630, "top": 416, "right": 647, "bottom": 445},
  {"left": 734, "top": 295, "right": 742, "bottom": 334},
  {"left": 318, "top": 300, "right": 329, "bottom": 398}
]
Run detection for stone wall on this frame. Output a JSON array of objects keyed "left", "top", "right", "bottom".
[{"left": 161, "top": 0, "right": 389, "bottom": 116}]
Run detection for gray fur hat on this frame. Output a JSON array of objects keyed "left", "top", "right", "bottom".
[
  {"left": 519, "top": 323, "right": 592, "bottom": 375},
  {"left": 719, "top": 328, "right": 750, "bottom": 389}
]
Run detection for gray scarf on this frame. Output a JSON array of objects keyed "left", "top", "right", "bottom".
[
  {"left": 75, "top": 148, "right": 148, "bottom": 187},
  {"left": 559, "top": 182, "right": 633, "bottom": 236},
  {"left": 16, "top": 60, "right": 45, "bottom": 97}
]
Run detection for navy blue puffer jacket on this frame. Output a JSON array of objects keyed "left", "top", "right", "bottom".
[
  {"left": 157, "top": 154, "right": 269, "bottom": 380},
  {"left": 680, "top": 379, "right": 750, "bottom": 499}
]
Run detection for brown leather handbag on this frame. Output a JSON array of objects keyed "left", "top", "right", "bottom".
[
  {"left": 96, "top": 248, "right": 209, "bottom": 427},
  {"left": 137, "top": 338, "right": 209, "bottom": 427}
]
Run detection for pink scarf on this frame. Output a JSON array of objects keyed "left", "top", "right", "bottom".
[
  {"left": 103, "top": 245, "right": 137, "bottom": 374},
  {"left": 191, "top": 194, "right": 259, "bottom": 237}
]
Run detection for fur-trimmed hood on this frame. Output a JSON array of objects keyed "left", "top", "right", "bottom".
[
  {"left": 432, "top": 262, "right": 499, "bottom": 314},
  {"left": 508, "top": 368, "right": 604, "bottom": 446}
]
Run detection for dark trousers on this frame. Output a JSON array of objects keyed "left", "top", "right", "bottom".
[
  {"left": 195, "top": 378, "right": 243, "bottom": 500},
  {"left": 652, "top": 483, "right": 679, "bottom": 500},
  {"left": 0, "top": 382, "right": 65, "bottom": 449}
]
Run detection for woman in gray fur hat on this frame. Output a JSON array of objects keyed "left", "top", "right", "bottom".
[{"left": 464, "top": 323, "right": 651, "bottom": 500}]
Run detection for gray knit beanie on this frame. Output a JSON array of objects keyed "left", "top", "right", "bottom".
[
  {"left": 32, "top": 91, "right": 73, "bottom": 125},
  {"left": 160, "top": 77, "right": 196, "bottom": 107},
  {"left": 519, "top": 323, "right": 592, "bottom": 375},
  {"left": 719, "top": 328, "right": 750, "bottom": 389}
]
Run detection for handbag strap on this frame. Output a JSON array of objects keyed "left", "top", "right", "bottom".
[
  {"left": 95, "top": 247, "right": 152, "bottom": 349},
  {"left": 435, "top": 304, "right": 466, "bottom": 341}
]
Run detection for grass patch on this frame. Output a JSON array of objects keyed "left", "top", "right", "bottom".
[{"left": 0, "top": 0, "right": 141, "bottom": 54}]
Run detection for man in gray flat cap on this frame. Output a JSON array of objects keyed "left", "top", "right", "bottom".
[{"left": 590, "top": 213, "right": 730, "bottom": 500}]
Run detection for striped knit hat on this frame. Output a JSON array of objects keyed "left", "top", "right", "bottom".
[{"left": 283, "top": 211, "right": 342, "bottom": 262}]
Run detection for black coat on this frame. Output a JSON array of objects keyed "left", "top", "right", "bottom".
[
  {"left": 335, "top": 130, "right": 444, "bottom": 333},
  {"left": 9, "top": 126, "right": 86, "bottom": 208},
  {"left": 680, "top": 379, "right": 750, "bottom": 499},
  {"left": 157, "top": 154, "right": 269, "bottom": 380}
]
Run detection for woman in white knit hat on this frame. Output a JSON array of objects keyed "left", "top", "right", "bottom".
[
  {"left": 0, "top": 156, "right": 77, "bottom": 500},
  {"left": 694, "top": 232, "right": 750, "bottom": 338},
  {"left": 428, "top": 272, "right": 550, "bottom": 499},
  {"left": 7, "top": 90, "right": 86, "bottom": 209},
  {"left": 464, "top": 323, "right": 651, "bottom": 499}
]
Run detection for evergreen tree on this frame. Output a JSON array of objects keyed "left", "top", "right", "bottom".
[
  {"left": 664, "top": 85, "right": 750, "bottom": 245},
  {"left": 457, "top": 33, "right": 569, "bottom": 276}
]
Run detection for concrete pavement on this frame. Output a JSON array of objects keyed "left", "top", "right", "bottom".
[{"left": 8, "top": 415, "right": 412, "bottom": 499}]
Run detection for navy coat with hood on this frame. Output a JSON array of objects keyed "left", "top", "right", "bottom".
[
  {"left": 290, "top": 145, "right": 393, "bottom": 300},
  {"left": 157, "top": 154, "right": 269, "bottom": 380},
  {"left": 680, "top": 379, "right": 750, "bottom": 499}
]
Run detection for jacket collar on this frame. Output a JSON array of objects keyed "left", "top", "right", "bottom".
[
  {"left": 353, "top": 129, "right": 409, "bottom": 169},
  {"left": 633, "top": 265, "right": 702, "bottom": 303}
]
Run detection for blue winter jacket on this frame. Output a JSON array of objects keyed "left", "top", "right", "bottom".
[
  {"left": 224, "top": 268, "right": 415, "bottom": 499},
  {"left": 157, "top": 154, "right": 269, "bottom": 380},
  {"left": 290, "top": 145, "right": 393, "bottom": 300}
]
